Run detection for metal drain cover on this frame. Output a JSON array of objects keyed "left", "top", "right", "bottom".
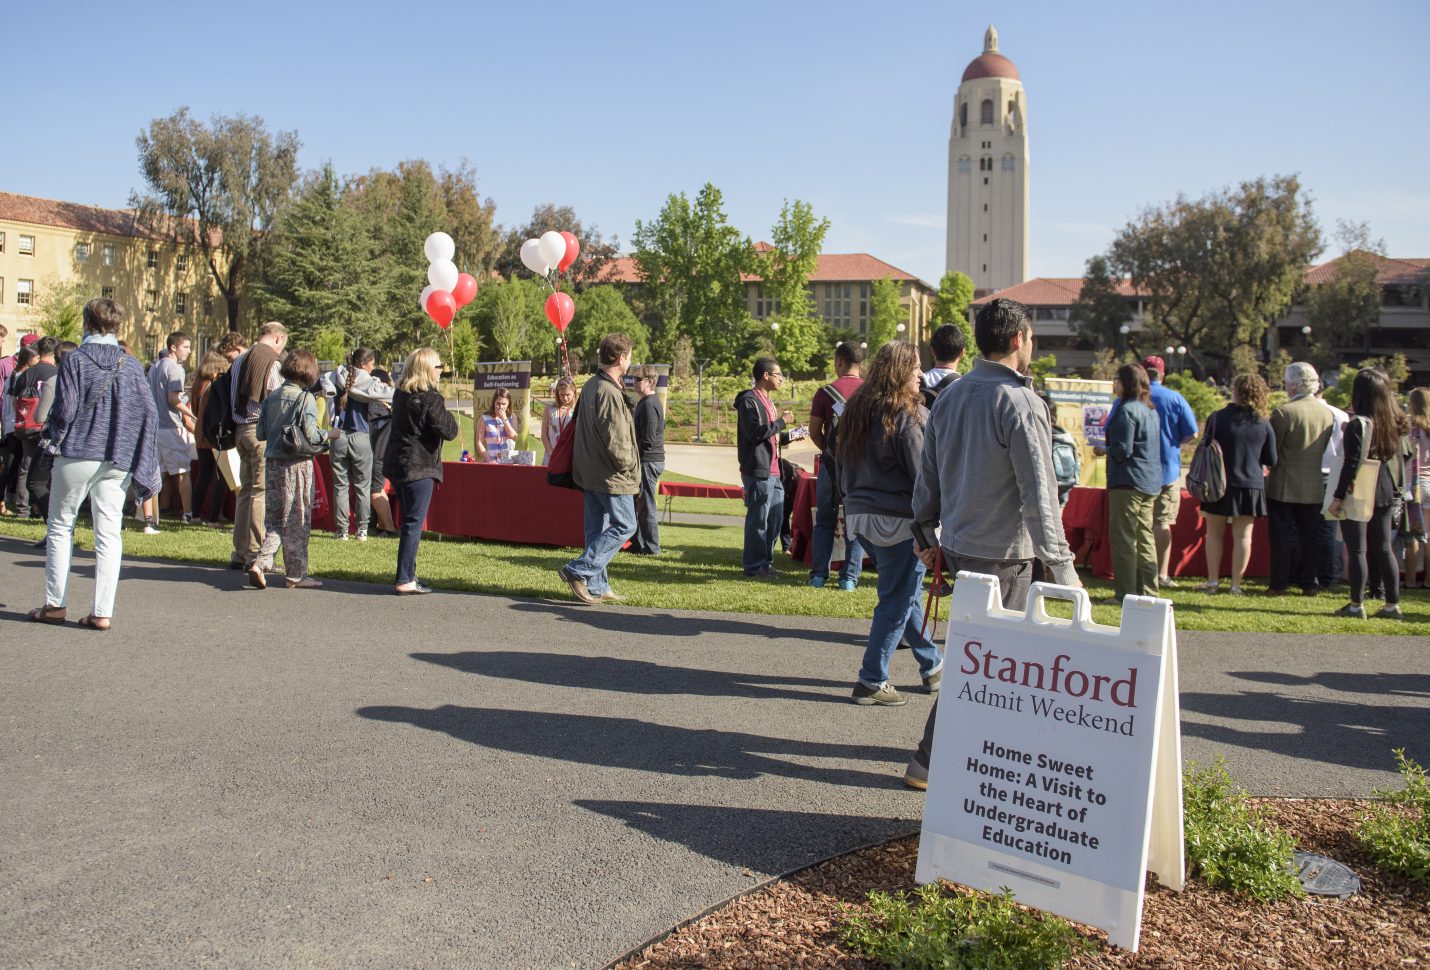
[{"left": 1293, "top": 851, "right": 1361, "bottom": 898}]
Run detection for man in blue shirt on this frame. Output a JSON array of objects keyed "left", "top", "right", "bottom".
[{"left": 1107, "top": 356, "right": 1198, "bottom": 586}]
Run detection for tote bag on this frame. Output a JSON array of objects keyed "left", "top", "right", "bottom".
[
  {"left": 215, "top": 448, "right": 242, "bottom": 491},
  {"left": 1186, "top": 412, "right": 1226, "bottom": 504},
  {"left": 546, "top": 403, "right": 580, "bottom": 490},
  {"left": 1322, "top": 417, "right": 1378, "bottom": 523}
]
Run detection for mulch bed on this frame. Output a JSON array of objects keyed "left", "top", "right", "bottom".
[{"left": 614, "top": 799, "right": 1428, "bottom": 969}]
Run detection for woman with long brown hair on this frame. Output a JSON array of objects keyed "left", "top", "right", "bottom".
[
  {"left": 836, "top": 341, "right": 943, "bottom": 707},
  {"left": 191, "top": 350, "right": 232, "bottom": 528},
  {"left": 1328, "top": 369, "right": 1411, "bottom": 618},
  {"left": 1198, "top": 373, "right": 1276, "bottom": 595},
  {"left": 1105, "top": 363, "right": 1162, "bottom": 599}
]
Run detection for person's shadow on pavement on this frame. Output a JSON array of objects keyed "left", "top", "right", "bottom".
[{"left": 357, "top": 704, "right": 907, "bottom": 789}]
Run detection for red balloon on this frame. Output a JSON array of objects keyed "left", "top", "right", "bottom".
[
  {"left": 426, "top": 289, "right": 457, "bottom": 328},
  {"left": 544, "top": 292, "right": 575, "bottom": 332},
  {"left": 451, "top": 272, "right": 478, "bottom": 309},
  {"left": 558, "top": 231, "right": 580, "bottom": 273}
]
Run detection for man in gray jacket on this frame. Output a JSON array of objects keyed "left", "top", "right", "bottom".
[
  {"left": 559, "top": 333, "right": 639, "bottom": 605},
  {"left": 904, "top": 297, "right": 1080, "bottom": 789}
]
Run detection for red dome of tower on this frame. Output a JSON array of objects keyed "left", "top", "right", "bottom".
[
  {"left": 962, "top": 25, "right": 1019, "bottom": 84},
  {"left": 962, "top": 51, "right": 1019, "bottom": 83}
]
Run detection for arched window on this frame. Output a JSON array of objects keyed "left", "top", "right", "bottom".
[
  {"left": 1007, "top": 100, "right": 1017, "bottom": 124},
  {"left": 980, "top": 99, "right": 994, "bottom": 125},
  {"left": 959, "top": 102, "right": 968, "bottom": 129}
]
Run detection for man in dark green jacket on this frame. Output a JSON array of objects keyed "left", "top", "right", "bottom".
[{"left": 559, "top": 334, "right": 639, "bottom": 604}]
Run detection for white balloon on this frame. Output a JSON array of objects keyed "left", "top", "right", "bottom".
[
  {"left": 424, "top": 231, "right": 455, "bottom": 263},
  {"left": 537, "top": 230, "right": 566, "bottom": 271},
  {"left": 427, "top": 259, "right": 459, "bottom": 292},
  {"left": 519, "top": 238, "right": 549, "bottom": 275},
  {"left": 419, "top": 285, "right": 436, "bottom": 313}
]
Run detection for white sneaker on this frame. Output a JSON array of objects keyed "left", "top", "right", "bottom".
[
  {"left": 142, "top": 522, "right": 160, "bottom": 535},
  {"left": 334, "top": 531, "right": 349, "bottom": 541},
  {"left": 355, "top": 530, "right": 368, "bottom": 542}
]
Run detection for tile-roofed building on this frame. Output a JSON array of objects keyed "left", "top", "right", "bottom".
[
  {"left": 596, "top": 247, "right": 937, "bottom": 346},
  {"left": 0, "top": 190, "right": 234, "bottom": 357}
]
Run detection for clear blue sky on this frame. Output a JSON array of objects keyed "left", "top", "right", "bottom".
[{"left": 8, "top": 0, "right": 1428, "bottom": 286}]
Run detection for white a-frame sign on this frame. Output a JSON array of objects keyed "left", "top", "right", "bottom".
[{"left": 915, "top": 573, "right": 1185, "bottom": 952}]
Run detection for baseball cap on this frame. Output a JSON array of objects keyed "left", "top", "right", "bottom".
[
  {"left": 1140, "top": 355, "right": 1165, "bottom": 376},
  {"left": 19, "top": 333, "right": 40, "bottom": 347}
]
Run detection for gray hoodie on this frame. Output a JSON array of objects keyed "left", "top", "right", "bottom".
[{"left": 912, "top": 357, "right": 1075, "bottom": 584}]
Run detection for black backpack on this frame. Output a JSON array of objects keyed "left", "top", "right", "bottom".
[
  {"left": 921, "top": 372, "right": 959, "bottom": 410},
  {"left": 205, "top": 372, "right": 237, "bottom": 450}
]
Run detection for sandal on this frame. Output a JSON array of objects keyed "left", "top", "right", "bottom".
[
  {"left": 27, "top": 606, "right": 66, "bottom": 625},
  {"left": 78, "top": 615, "right": 111, "bottom": 631},
  {"left": 285, "top": 577, "right": 323, "bottom": 589},
  {"left": 1197, "top": 580, "right": 1221, "bottom": 593}
]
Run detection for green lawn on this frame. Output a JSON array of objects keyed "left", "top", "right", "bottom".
[{"left": 2, "top": 515, "right": 1424, "bottom": 635}]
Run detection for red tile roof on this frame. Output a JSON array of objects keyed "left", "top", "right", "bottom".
[
  {"left": 0, "top": 191, "right": 216, "bottom": 246},
  {"left": 962, "top": 51, "right": 1019, "bottom": 83},
  {"left": 596, "top": 249, "right": 933, "bottom": 290},
  {"left": 1304, "top": 251, "right": 1429, "bottom": 286},
  {"left": 970, "top": 277, "right": 1144, "bottom": 307}
]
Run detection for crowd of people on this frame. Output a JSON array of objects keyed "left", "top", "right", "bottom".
[{"left": 4, "top": 297, "right": 1427, "bottom": 746}]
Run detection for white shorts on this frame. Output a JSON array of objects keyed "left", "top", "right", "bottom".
[{"left": 157, "top": 427, "right": 196, "bottom": 476}]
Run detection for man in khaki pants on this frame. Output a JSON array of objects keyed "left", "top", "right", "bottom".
[{"left": 228, "top": 322, "right": 287, "bottom": 570}]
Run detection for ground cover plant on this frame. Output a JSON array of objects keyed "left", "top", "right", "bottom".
[
  {"left": 1181, "top": 759, "right": 1304, "bottom": 902},
  {"left": 0, "top": 516, "right": 1426, "bottom": 634},
  {"left": 1357, "top": 749, "right": 1430, "bottom": 886},
  {"left": 839, "top": 883, "right": 1091, "bottom": 969}
]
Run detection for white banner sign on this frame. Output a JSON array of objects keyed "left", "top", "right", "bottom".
[{"left": 915, "top": 574, "right": 1184, "bottom": 951}]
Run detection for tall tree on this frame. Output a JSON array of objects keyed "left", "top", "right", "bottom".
[
  {"left": 761, "top": 200, "right": 830, "bottom": 371},
  {"left": 494, "top": 203, "right": 619, "bottom": 287},
  {"left": 34, "top": 278, "right": 88, "bottom": 343},
  {"left": 570, "top": 285, "right": 650, "bottom": 365},
  {"left": 1305, "top": 220, "right": 1386, "bottom": 365},
  {"left": 1070, "top": 255, "right": 1132, "bottom": 352},
  {"left": 932, "top": 271, "right": 976, "bottom": 371},
  {"left": 438, "top": 161, "right": 502, "bottom": 278},
  {"left": 631, "top": 183, "right": 756, "bottom": 368},
  {"left": 1105, "top": 174, "right": 1321, "bottom": 378},
  {"left": 254, "top": 163, "right": 387, "bottom": 351},
  {"left": 470, "top": 276, "right": 544, "bottom": 362},
  {"left": 867, "top": 276, "right": 904, "bottom": 348},
  {"left": 131, "top": 107, "right": 300, "bottom": 331}
]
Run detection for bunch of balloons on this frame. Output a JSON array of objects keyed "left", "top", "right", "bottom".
[
  {"left": 519, "top": 230, "right": 580, "bottom": 334},
  {"left": 419, "top": 232, "right": 478, "bottom": 329}
]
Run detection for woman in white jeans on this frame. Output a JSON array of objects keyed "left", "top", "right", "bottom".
[{"left": 29, "top": 299, "right": 160, "bottom": 631}]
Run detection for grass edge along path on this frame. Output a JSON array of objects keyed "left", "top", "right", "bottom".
[{"left": 0, "top": 517, "right": 1425, "bottom": 634}]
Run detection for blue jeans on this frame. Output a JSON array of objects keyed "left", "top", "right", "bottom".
[
  {"left": 634, "top": 460, "right": 663, "bottom": 554},
  {"left": 809, "top": 458, "right": 864, "bottom": 584},
  {"left": 741, "top": 474, "right": 784, "bottom": 573},
  {"left": 567, "top": 491, "right": 637, "bottom": 596},
  {"left": 395, "top": 478, "right": 435, "bottom": 585},
  {"left": 858, "top": 536, "right": 943, "bottom": 688}
]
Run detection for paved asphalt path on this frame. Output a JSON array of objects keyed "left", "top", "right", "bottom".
[{"left": 2, "top": 536, "right": 1425, "bottom": 969}]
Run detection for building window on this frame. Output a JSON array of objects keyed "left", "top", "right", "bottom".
[
  {"left": 1002, "top": 156, "right": 1015, "bottom": 171},
  {"left": 145, "top": 289, "right": 158, "bottom": 312},
  {"left": 176, "top": 293, "right": 187, "bottom": 315},
  {"left": 983, "top": 234, "right": 988, "bottom": 242},
  {"left": 0, "top": 231, "right": 5, "bottom": 253},
  {"left": 17, "top": 279, "right": 34, "bottom": 305},
  {"left": 101, "top": 286, "right": 115, "bottom": 300},
  {"left": 19, "top": 235, "right": 35, "bottom": 256},
  {"left": 958, "top": 157, "right": 971, "bottom": 174},
  {"left": 983, "top": 177, "right": 989, "bottom": 185},
  {"left": 76, "top": 242, "right": 91, "bottom": 263},
  {"left": 146, "top": 250, "right": 158, "bottom": 270},
  {"left": 102, "top": 244, "right": 115, "bottom": 266},
  {"left": 0, "top": 277, "right": 4, "bottom": 303},
  {"left": 177, "top": 253, "right": 189, "bottom": 272},
  {"left": 204, "top": 294, "right": 214, "bottom": 316},
  {"left": 983, "top": 204, "right": 988, "bottom": 212},
  {"left": 959, "top": 102, "right": 967, "bottom": 128},
  {"left": 980, "top": 99, "right": 994, "bottom": 125}
]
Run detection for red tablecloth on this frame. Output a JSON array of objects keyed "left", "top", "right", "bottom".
[
  {"left": 787, "top": 469, "right": 818, "bottom": 564},
  {"left": 659, "top": 481, "right": 744, "bottom": 500},
  {"left": 1061, "top": 485, "right": 1270, "bottom": 579},
  {"left": 314, "top": 456, "right": 586, "bottom": 548}
]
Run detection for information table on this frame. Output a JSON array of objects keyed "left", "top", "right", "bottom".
[{"left": 314, "top": 456, "right": 586, "bottom": 548}]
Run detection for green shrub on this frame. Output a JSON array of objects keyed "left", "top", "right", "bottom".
[
  {"left": 1357, "top": 749, "right": 1430, "bottom": 885},
  {"left": 840, "top": 883, "right": 1091, "bottom": 969},
  {"left": 1183, "top": 759, "right": 1304, "bottom": 901},
  {"left": 1162, "top": 373, "right": 1226, "bottom": 423}
]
